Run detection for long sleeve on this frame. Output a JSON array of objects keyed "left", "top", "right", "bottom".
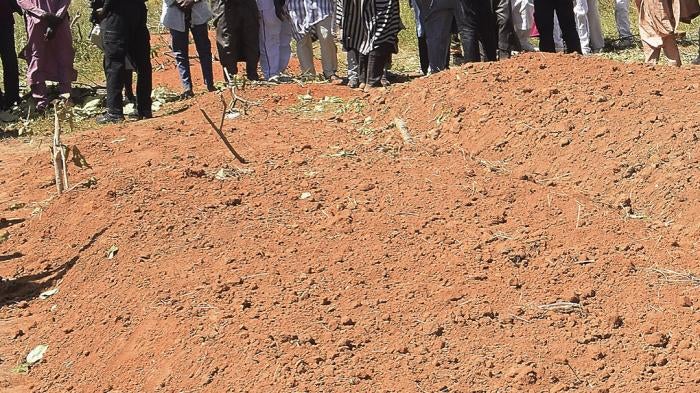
[{"left": 16, "top": 0, "right": 48, "bottom": 17}]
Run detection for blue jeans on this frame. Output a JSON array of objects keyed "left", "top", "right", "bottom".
[{"left": 170, "top": 23, "right": 214, "bottom": 92}]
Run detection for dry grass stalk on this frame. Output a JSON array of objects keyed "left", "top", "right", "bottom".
[
  {"left": 649, "top": 268, "right": 700, "bottom": 286},
  {"left": 538, "top": 301, "right": 583, "bottom": 313}
]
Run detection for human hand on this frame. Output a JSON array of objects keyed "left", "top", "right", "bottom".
[{"left": 45, "top": 26, "right": 56, "bottom": 40}]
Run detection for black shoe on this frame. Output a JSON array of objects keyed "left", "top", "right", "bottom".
[
  {"left": 179, "top": 90, "right": 195, "bottom": 100},
  {"left": 96, "top": 113, "right": 124, "bottom": 124},
  {"left": 617, "top": 38, "right": 635, "bottom": 49},
  {"left": 206, "top": 84, "right": 217, "bottom": 92},
  {"left": 247, "top": 73, "right": 260, "bottom": 81},
  {"left": 1, "top": 96, "right": 20, "bottom": 111},
  {"left": 128, "top": 111, "right": 153, "bottom": 121}
]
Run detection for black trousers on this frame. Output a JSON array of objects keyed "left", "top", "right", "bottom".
[
  {"left": 533, "top": 0, "right": 581, "bottom": 54},
  {"left": 493, "top": 0, "right": 520, "bottom": 55},
  {"left": 101, "top": 3, "right": 152, "bottom": 116},
  {"left": 0, "top": 22, "right": 20, "bottom": 108},
  {"left": 418, "top": 36, "right": 429, "bottom": 75},
  {"left": 457, "top": 0, "right": 497, "bottom": 62},
  {"left": 348, "top": 43, "right": 392, "bottom": 87}
]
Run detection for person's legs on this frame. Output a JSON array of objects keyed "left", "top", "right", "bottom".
[
  {"left": 191, "top": 23, "right": 214, "bottom": 89},
  {"left": 258, "top": 9, "right": 280, "bottom": 80},
  {"left": 241, "top": 3, "right": 260, "bottom": 80},
  {"left": 573, "top": 0, "right": 591, "bottom": 54},
  {"left": 495, "top": 0, "right": 520, "bottom": 57},
  {"left": 661, "top": 36, "right": 681, "bottom": 67},
  {"left": 554, "top": 0, "right": 582, "bottom": 53},
  {"left": 170, "top": 28, "right": 193, "bottom": 93},
  {"left": 296, "top": 34, "right": 316, "bottom": 75},
  {"left": 101, "top": 13, "right": 127, "bottom": 118},
  {"left": 315, "top": 15, "right": 338, "bottom": 78},
  {"left": 614, "top": 0, "right": 632, "bottom": 40},
  {"left": 418, "top": 35, "right": 429, "bottom": 74},
  {"left": 533, "top": 0, "right": 555, "bottom": 52},
  {"left": 0, "top": 23, "right": 20, "bottom": 107},
  {"left": 642, "top": 41, "right": 660, "bottom": 64},
  {"left": 553, "top": 12, "right": 564, "bottom": 51},
  {"left": 586, "top": 0, "right": 604, "bottom": 52},
  {"left": 366, "top": 44, "right": 391, "bottom": 87},
  {"left": 278, "top": 19, "right": 293, "bottom": 74},
  {"left": 127, "top": 5, "right": 153, "bottom": 117},
  {"left": 358, "top": 50, "right": 368, "bottom": 86},
  {"left": 346, "top": 50, "right": 360, "bottom": 87},
  {"left": 511, "top": 0, "right": 534, "bottom": 51},
  {"left": 456, "top": 0, "right": 481, "bottom": 62},
  {"left": 123, "top": 69, "right": 135, "bottom": 102},
  {"left": 476, "top": 0, "right": 498, "bottom": 60},
  {"left": 425, "top": 7, "right": 456, "bottom": 71}
]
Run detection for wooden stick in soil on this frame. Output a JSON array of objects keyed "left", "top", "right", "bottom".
[
  {"left": 200, "top": 108, "right": 247, "bottom": 164},
  {"left": 52, "top": 102, "right": 69, "bottom": 194}
]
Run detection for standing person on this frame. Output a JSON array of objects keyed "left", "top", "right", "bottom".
[
  {"left": 411, "top": 0, "right": 429, "bottom": 75},
  {"left": 533, "top": 0, "right": 581, "bottom": 53},
  {"left": 415, "top": 0, "right": 459, "bottom": 72},
  {"left": 614, "top": 0, "right": 634, "bottom": 47},
  {"left": 493, "top": 0, "right": 521, "bottom": 58},
  {"left": 511, "top": 0, "right": 534, "bottom": 51},
  {"left": 573, "top": 0, "right": 604, "bottom": 54},
  {"left": 476, "top": 0, "right": 498, "bottom": 61},
  {"left": 17, "top": 0, "right": 76, "bottom": 112},
  {"left": 161, "top": 0, "right": 215, "bottom": 99},
  {"left": 257, "top": 0, "right": 292, "bottom": 81},
  {"left": 212, "top": 0, "right": 260, "bottom": 81},
  {"left": 93, "top": 0, "right": 153, "bottom": 123},
  {"left": 0, "top": 0, "right": 21, "bottom": 111},
  {"left": 89, "top": 1, "right": 136, "bottom": 104},
  {"left": 636, "top": 0, "right": 685, "bottom": 66},
  {"left": 338, "top": 0, "right": 401, "bottom": 90},
  {"left": 454, "top": 0, "right": 497, "bottom": 63},
  {"left": 287, "top": 0, "right": 340, "bottom": 81}
]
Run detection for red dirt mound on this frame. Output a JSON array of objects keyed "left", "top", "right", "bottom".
[{"left": 1, "top": 53, "right": 699, "bottom": 392}]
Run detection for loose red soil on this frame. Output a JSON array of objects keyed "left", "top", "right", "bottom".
[{"left": 1, "top": 53, "right": 699, "bottom": 392}]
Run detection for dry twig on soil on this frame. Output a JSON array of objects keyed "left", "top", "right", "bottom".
[
  {"left": 649, "top": 268, "right": 700, "bottom": 286},
  {"left": 200, "top": 96, "right": 248, "bottom": 164},
  {"left": 538, "top": 301, "right": 583, "bottom": 314}
]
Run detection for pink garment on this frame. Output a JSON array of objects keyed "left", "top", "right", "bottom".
[{"left": 17, "top": 0, "right": 76, "bottom": 107}]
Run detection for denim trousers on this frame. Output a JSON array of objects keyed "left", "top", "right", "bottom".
[{"left": 170, "top": 23, "right": 214, "bottom": 92}]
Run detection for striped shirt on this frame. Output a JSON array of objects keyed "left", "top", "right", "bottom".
[
  {"left": 337, "top": 0, "right": 401, "bottom": 54},
  {"left": 286, "top": 0, "right": 335, "bottom": 40}
]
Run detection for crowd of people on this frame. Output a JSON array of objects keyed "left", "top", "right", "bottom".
[{"left": 0, "top": 0, "right": 698, "bottom": 123}]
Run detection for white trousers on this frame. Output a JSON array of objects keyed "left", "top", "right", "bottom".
[
  {"left": 511, "top": 0, "right": 535, "bottom": 51},
  {"left": 614, "top": 0, "right": 632, "bottom": 39},
  {"left": 259, "top": 10, "right": 293, "bottom": 80},
  {"left": 574, "top": 0, "right": 604, "bottom": 54},
  {"left": 296, "top": 15, "right": 338, "bottom": 78}
]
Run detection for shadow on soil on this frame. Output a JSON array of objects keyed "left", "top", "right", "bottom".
[
  {"left": 0, "top": 225, "right": 109, "bottom": 308},
  {"left": 0, "top": 255, "right": 78, "bottom": 308}
]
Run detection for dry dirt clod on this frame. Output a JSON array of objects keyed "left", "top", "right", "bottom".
[{"left": 644, "top": 332, "right": 669, "bottom": 348}]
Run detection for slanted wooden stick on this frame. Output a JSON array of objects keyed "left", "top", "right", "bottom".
[{"left": 200, "top": 104, "right": 247, "bottom": 164}]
